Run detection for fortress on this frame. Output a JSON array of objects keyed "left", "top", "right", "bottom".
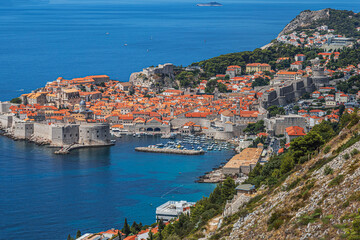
[
  {"left": 0, "top": 113, "right": 112, "bottom": 148},
  {"left": 259, "top": 65, "right": 329, "bottom": 108}
]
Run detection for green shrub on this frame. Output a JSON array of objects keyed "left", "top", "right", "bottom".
[
  {"left": 298, "top": 208, "right": 322, "bottom": 225},
  {"left": 324, "top": 146, "right": 331, "bottom": 154},
  {"left": 344, "top": 153, "right": 350, "bottom": 160},
  {"left": 351, "top": 148, "right": 359, "bottom": 156},
  {"left": 286, "top": 178, "right": 301, "bottom": 191},
  {"left": 267, "top": 210, "right": 288, "bottom": 231},
  {"left": 328, "top": 175, "right": 345, "bottom": 187},
  {"left": 324, "top": 166, "right": 334, "bottom": 175},
  {"left": 10, "top": 97, "right": 22, "bottom": 104},
  {"left": 335, "top": 134, "right": 360, "bottom": 154}
]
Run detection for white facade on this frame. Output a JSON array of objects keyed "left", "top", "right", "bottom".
[{"left": 156, "top": 200, "right": 195, "bottom": 222}]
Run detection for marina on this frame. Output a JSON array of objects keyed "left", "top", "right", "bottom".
[{"left": 134, "top": 134, "right": 235, "bottom": 155}]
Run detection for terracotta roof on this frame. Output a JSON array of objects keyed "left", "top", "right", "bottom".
[{"left": 286, "top": 126, "right": 306, "bottom": 136}]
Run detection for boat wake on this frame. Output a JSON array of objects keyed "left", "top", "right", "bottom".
[{"left": 160, "top": 185, "right": 184, "bottom": 199}]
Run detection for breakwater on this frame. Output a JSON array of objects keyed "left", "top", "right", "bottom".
[{"left": 135, "top": 147, "right": 205, "bottom": 155}]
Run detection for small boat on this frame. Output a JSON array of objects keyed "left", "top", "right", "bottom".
[{"left": 124, "top": 43, "right": 128, "bottom": 46}]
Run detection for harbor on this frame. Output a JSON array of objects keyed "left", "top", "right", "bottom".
[{"left": 134, "top": 135, "right": 236, "bottom": 155}]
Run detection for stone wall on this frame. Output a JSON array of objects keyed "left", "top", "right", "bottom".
[
  {"left": 265, "top": 114, "right": 307, "bottom": 136},
  {"left": 0, "top": 114, "right": 13, "bottom": 128},
  {"left": 79, "top": 124, "right": 111, "bottom": 145},
  {"left": 51, "top": 125, "right": 79, "bottom": 146},
  {"left": 0, "top": 102, "right": 12, "bottom": 113},
  {"left": 33, "top": 122, "right": 52, "bottom": 141},
  {"left": 170, "top": 117, "right": 211, "bottom": 129},
  {"left": 261, "top": 76, "right": 316, "bottom": 108},
  {"left": 14, "top": 122, "right": 34, "bottom": 139}
]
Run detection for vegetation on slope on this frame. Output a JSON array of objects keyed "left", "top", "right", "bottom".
[
  {"left": 191, "top": 44, "right": 323, "bottom": 76},
  {"left": 327, "top": 43, "right": 360, "bottom": 70},
  {"left": 303, "top": 9, "right": 360, "bottom": 38},
  {"left": 151, "top": 177, "right": 236, "bottom": 240}
]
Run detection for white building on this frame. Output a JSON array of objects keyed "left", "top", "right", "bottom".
[{"left": 156, "top": 200, "right": 195, "bottom": 222}]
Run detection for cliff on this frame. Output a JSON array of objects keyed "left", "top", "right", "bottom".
[{"left": 277, "top": 9, "right": 330, "bottom": 37}]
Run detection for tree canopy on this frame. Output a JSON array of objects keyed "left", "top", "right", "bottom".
[{"left": 244, "top": 120, "right": 266, "bottom": 135}]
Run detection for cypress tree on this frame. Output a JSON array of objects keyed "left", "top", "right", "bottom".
[
  {"left": 148, "top": 230, "right": 154, "bottom": 240},
  {"left": 76, "top": 230, "right": 81, "bottom": 238},
  {"left": 122, "top": 218, "right": 131, "bottom": 236}
]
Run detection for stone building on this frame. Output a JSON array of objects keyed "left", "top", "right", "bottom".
[
  {"left": 223, "top": 148, "right": 263, "bottom": 175},
  {"left": 0, "top": 102, "right": 12, "bottom": 113},
  {"left": 285, "top": 126, "right": 306, "bottom": 143},
  {"left": 245, "top": 63, "right": 271, "bottom": 73},
  {"left": 142, "top": 63, "right": 174, "bottom": 77},
  {"left": 265, "top": 114, "right": 307, "bottom": 136},
  {"left": 226, "top": 65, "right": 242, "bottom": 78},
  {"left": 311, "top": 65, "right": 329, "bottom": 88},
  {"left": 117, "top": 82, "right": 133, "bottom": 92},
  {"left": 27, "top": 92, "right": 48, "bottom": 105},
  {"left": 13, "top": 121, "right": 111, "bottom": 146},
  {"left": 0, "top": 114, "right": 13, "bottom": 128},
  {"left": 79, "top": 123, "right": 111, "bottom": 145}
]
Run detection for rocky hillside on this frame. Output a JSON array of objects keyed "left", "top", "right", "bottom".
[
  {"left": 205, "top": 123, "right": 360, "bottom": 240},
  {"left": 277, "top": 8, "right": 360, "bottom": 38},
  {"left": 277, "top": 9, "right": 330, "bottom": 37}
]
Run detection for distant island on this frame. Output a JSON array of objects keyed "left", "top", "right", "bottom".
[{"left": 196, "top": 2, "right": 222, "bottom": 7}]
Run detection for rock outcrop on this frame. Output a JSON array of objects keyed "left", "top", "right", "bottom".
[{"left": 277, "top": 9, "right": 330, "bottom": 37}]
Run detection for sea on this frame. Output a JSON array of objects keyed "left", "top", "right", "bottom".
[{"left": 0, "top": 0, "right": 359, "bottom": 239}]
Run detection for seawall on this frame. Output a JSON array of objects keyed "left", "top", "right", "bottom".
[{"left": 135, "top": 147, "right": 205, "bottom": 155}]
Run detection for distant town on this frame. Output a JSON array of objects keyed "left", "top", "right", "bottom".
[{"left": 1, "top": 8, "right": 360, "bottom": 240}]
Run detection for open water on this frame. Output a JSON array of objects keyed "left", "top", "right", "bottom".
[{"left": 0, "top": 0, "right": 360, "bottom": 239}]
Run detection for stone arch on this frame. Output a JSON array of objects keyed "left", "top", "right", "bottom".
[
  {"left": 154, "top": 127, "right": 161, "bottom": 132},
  {"left": 147, "top": 127, "right": 154, "bottom": 132}
]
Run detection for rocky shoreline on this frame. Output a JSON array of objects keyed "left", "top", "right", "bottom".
[{"left": 0, "top": 127, "right": 50, "bottom": 146}]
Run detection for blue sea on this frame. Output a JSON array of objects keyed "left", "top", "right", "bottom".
[{"left": 1, "top": 0, "right": 360, "bottom": 239}]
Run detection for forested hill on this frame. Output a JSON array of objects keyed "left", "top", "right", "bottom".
[
  {"left": 190, "top": 44, "right": 323, "bottom": 75},
  {"left": 190, "top": 8, "right": 360, "bottom": 76}
]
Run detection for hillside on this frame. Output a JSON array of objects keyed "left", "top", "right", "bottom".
[
  {"left": 278, "top": 9, "right": 330, "bottom": 37},
  {"left": 133, "top": 110, "right": 360, "bottom": 240},
  {"left": 279, "top": 8, "right": 360, "bottom": 38},
  {"left": 197, "top": 118, "right": 360, "bottom": 239}
]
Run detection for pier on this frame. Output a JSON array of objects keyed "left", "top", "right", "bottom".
[{"left": 135, "top": 147, "right": 205, "bottom": 155}]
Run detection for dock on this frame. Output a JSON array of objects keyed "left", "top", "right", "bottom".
[{"left": 135, "top": 147, "right": 205, "bottom": 155}]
